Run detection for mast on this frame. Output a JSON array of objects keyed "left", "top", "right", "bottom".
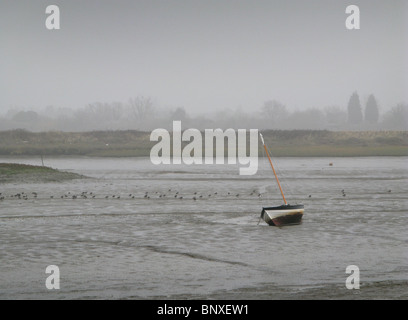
[{"left": 259, "top": 133, "right": 288, "bottom": 205}]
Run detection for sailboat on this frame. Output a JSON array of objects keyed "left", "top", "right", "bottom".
[{"left": 259, "top": 133, "right": 304, "bottom": 226}]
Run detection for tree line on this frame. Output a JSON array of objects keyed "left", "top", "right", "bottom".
[{"left": 0, "top": 93, "right": 406, "bottom": 132}]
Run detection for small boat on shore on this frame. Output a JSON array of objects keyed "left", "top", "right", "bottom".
[
  {"left": 261, "top": 204, "right": 304, "bottom": 227},
  {"left": 259, "top": 133, "right": 304, "bottom": 226}
]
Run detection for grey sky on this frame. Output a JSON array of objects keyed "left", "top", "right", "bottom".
[{"left": 1, "top": 0, "right": 407, "bottom": 114}]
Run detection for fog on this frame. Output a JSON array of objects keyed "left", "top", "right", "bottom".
[
  {"left": 0, "top": 97, "right": 406, "bottom": 131},
  {"left": 1, "top": 0, "right": 407, "bottom": 131}
]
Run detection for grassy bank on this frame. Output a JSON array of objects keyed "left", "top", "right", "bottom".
[
  {"left": 0, "top": 129, "right": 407, "bottom": 157},
  {"left": 0, "top": 163, "right": 86, "bottom": 183},
  {"left": 260, "top": 130, "right": 408, "bottom": 156}
]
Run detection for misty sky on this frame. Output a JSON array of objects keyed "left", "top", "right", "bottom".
[{"left": 1, "top": 0, "right": 407, "bottom": 115}]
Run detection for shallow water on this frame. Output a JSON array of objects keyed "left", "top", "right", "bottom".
[{"left": 0, "top": 156, "right": 407, "bottom": 299}]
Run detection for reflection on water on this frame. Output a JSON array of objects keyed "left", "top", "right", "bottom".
[{"left": 0, "top": 156, "right": 407, "bottom": 299}]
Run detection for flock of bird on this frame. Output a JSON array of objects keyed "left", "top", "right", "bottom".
[
  {"left": 0, "top": 189, "right": 266, "bottom": 202},
  {"left": 0, "top": 188, "right": 382, "bottom": 202}
]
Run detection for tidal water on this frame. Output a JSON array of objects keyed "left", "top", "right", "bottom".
[{"left": 0, "top": 156, "right": 407, "bottom": 299}]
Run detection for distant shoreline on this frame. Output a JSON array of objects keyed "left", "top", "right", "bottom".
[{"left": 0, "top": 129, "right": 406, "bottom": 157}]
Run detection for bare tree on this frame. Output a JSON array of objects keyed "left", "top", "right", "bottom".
[
  {"left": 128, "top": 96, "right": 154, "bottom": 125},
  {"left": 261, "top": 100, "right": 288, "bottom": 127}
]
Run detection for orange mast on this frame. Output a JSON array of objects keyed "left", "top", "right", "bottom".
[{"left": 260, "top": 133, "right": 287, "bottom": 205}]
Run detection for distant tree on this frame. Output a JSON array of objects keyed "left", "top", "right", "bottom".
[
  {"left": 129, "top": 96, "right": 154, "bottom": 122},
  {"left": 324, "top": 106, "right": 347, "bottom": 128},
  {"left": 12, "top": 111, "right": 39, "bottom": 122},
  {"left": 364, "top": 94, "right": 379, "bottom": 124},
  {"left": 286, "top": 108, "right": 325, "bottom": 129},
  {"left": 86, "top": 102, "right": 123, "bottom": 121},
  {"left": 171, "top": 107, "right": 187, "bottom": 121},
  {"left": 347, "top": 91, "right": 363, "bottom": 125},
  {"left": 382, "top": 103, "right": 408, "bottom": 130},
  {"left": 261, "top": 100, "right": 288, "bottom": 126}
]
